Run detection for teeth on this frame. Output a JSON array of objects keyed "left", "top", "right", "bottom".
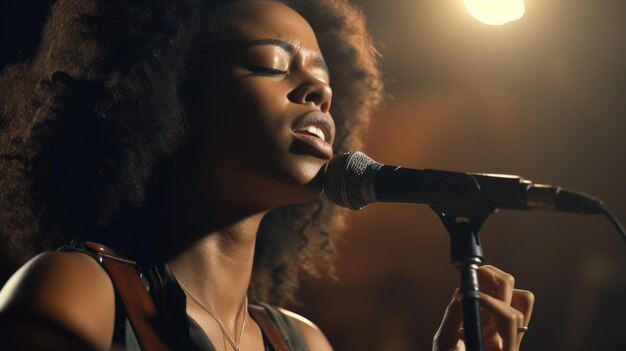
[{"left": 304, "top": 126, "right": 326, "bottom": 141}]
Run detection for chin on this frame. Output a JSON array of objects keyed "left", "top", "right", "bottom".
[{"left": 276, "top": 154, "right": 327, "bottom": 205}]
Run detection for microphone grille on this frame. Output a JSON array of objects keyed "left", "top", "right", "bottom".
[{"left": 323, "top": 151, "right": 377, "bottom": 209}]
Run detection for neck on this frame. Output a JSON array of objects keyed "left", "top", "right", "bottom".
[
  {"left": 167, "top": 212, "right": 264, "bottom": 327},
  {"left": 154, "top": 146, "right": 279, "bottom": 329}
]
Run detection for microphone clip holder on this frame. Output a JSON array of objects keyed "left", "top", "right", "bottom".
[{"left": 426, "top": 170, "right": 495, "bottom": 351}]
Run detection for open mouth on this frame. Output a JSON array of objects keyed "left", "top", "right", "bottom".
[
  {"left": 291, "top": 111, "right": 335, "bottom": 159},
  {"left": 293, "top": 125, "right": 327, "bottom": 142}
]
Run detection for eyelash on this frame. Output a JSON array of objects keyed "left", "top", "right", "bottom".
[{"left": 246, "top": 65, "right": 287, "bottom": 75}]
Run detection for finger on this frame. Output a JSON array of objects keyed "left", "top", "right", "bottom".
[
  {"left": 476, "top": 266, "right": 512, "bottom": 339},
  {"left": 433, "top": 289, "right": 463, "bottom": 351},
  {"left": 511, "top": 289, "right": 534, "bottom": 328},
  {"left": 482, "top": 333, "right": 504, "bottom": 351},
  {"left": 479, "top": 307, "right": 498, "bottom": 339},
  {"left": 479, "top": 292, "right": 524, "bottom": 351},
  {"left": 477, "top": 265, "right": 515, "bottom": 305},
  {"left": 511, "top": 289, "right": 535, "bottom": 346}
]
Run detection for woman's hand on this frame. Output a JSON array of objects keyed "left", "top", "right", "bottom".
[{"left": 433, "top": 265, "right": 535, "bottom": 351}]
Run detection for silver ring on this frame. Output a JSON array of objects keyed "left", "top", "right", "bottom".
[{"left": 517, "top": 326, "right": 529, "bottom": 333}]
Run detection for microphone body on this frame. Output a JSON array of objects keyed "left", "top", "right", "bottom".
[{"left": 324, "top": 152, "right": 603, "bottom": 214}]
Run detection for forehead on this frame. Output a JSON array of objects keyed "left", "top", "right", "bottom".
[{"left": 227, "top": 1, "right": 322, "bottom": 54}]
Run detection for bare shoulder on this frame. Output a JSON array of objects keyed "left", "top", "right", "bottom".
[
  {"left": 279, "top": 307, "right": 333, "bottom": 351},
  {"left": 0, "top": 251, "right": 115, "bottom": 349}
]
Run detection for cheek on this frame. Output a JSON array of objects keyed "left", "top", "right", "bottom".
[
  {"left": 201, "top": 75, "right": 293, "bottom": 170},
  {"left": 230, "top": 78, "right": 291, "bottom": 145},
  {"left": 230, "top": 79, "right": 323, "bottom": 188},
  {"left": 192, "top": 75, "right": 325, "bottom": 204}
]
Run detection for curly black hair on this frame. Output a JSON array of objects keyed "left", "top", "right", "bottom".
[{"left": 0, "top": 0, "right": 383, "bottom": 305}]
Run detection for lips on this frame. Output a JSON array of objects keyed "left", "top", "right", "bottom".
[{"left": 291, "top": 111, "right": 335, "bottom": 160}]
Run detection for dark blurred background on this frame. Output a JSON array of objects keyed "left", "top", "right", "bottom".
[{"left": 2, "top": 0, "right": 625, "bottom": 350}]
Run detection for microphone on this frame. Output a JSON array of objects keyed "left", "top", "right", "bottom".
[{"left": 323, "top": 151, "right": 603, "bottom": 214}]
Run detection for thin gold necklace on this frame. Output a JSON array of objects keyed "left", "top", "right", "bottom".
[{"left": 177, "top": 279, "right": 248, "bottom": 351}]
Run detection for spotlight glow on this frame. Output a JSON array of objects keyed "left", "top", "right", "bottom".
[{"left": 464, "top": 0, "right": 525, "bottom": 26}]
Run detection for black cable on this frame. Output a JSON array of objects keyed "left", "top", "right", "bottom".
[{"left": 600, "top": 204, "right": 626, "bottom": 244}]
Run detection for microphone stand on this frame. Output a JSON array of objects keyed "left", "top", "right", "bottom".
[{"left": 425, "top": 170, "right": 494, "bottom": 351}]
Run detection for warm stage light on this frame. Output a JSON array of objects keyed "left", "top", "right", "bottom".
[{"left": 463, "top": 0, "right": 525, "bottom": 25}]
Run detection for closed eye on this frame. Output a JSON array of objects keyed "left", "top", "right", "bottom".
[{"left": 245, "top": 65, "right": 287, "bottom": 75}]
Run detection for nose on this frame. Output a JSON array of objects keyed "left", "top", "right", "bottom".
[{"left": 289, "top": 74, "right": 332, "bottom": 113}]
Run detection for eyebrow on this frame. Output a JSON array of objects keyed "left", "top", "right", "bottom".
[{"left": 245, "top": 39, "right": 329, "bottom": 73}]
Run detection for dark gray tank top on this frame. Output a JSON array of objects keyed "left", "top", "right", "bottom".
[{"left": 58, "top": 242, "right": 310, "bottom": 351}]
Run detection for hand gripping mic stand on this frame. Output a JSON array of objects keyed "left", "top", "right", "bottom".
[{"left": 424, "top": 169, "right": 495, "bottom": 351}]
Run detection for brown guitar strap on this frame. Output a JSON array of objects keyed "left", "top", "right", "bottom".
[
  {"left": 84, "top": 242, "right": 170, "bottom": 351},
  {"left": 85, "top": 242, "right": 291, "bottom": 351},
  {"left": 248, "top": 304, "right": 291, "bottom": 351}
]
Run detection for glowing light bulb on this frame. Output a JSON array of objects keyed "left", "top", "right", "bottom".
[{"left": 464, "top": 0, "right": 525, "bottom": 26}]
